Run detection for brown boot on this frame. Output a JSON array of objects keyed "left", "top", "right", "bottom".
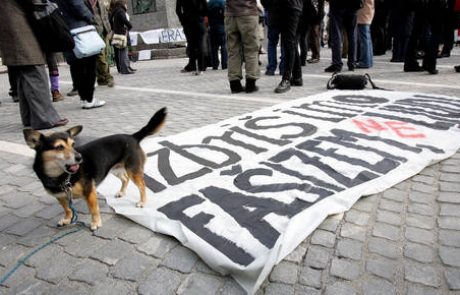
[{"left": 52, "top": 90, "right": 64, "bottom": 102}]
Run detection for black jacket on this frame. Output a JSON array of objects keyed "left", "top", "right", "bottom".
[
  {"left": 110, "top": 5, "right": 132, "bottom": 35},
  {"left": 176, "top": 0, "right": 207, "bottom": 24}
]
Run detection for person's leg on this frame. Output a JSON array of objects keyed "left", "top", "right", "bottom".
[
  {"left": 404, "top": 11, "right": 423, "bottom": 70},
  {"left": 16, "top": 65, "right": 63, "bottom": 129},
  {"left": 219, "top": 30, "right": 228, "bottom": 69},
  {"left": 195, "top": 21, "right": 206, "bottom": 72},
  {"left": 308, "top": 23, "right": 321, "bottom": 60},
  {"left": 357, "top": 24, "right": 370, "bottom": 67},
  {"left": 225, "top": 16, "right": 244, "bottom": 93},
  {"left": 119, "top": 46, "right": 131, "bottom": 74},
  {"left": 328, "top": 9, "right": 344, "bottom": 70},
  {"left": 7, "top": 66, "right": 18, "bottom": 101},
  {"left": 266, "top": 22, "right": 279, "bottom": 74},
  {"left": 344, "top": 10, "right": 358, "bottom": 70},
  {"left": 239, "top": 15, "right": 261, "bottom": 92},
  {"left": 97, "top": 35, "right": 114, "bottom": 85},
  {"left": 281, "top": 10, "right": 301, "bottom": 81},
  {"left": 210, "top": 29, "right": 220, "bottom": 69},
  {"left": 298, "top": 22, "right": 308, "bottom": 66},
  {"left": 422, "top": 10, "right": 442, "bottom": 73}
]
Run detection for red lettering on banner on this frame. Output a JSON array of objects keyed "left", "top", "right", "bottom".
[{"left": 353, "top": 119, "right": 426, "bottom": 138}]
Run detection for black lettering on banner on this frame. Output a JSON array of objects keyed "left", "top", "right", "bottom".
[
  {"left": 313, "top": 101, "right": 368, "bottom": 113},
  {"left": 398, "top": 98, "right": 460, "bottom": 113},
  {"left": 202, "top": 130, "right": 268, "bottom": 154},
  {"left": 230, "top": 126, "right": 292, "bottom": 146},
  {"left": 382, "top": 105, "right": 460, "bottom": 124},
  {"left": 244, "top": 116, "right": 318, "bottom": 139},
  {"left": 414, "top": 94, "right": 460, "bottom": 108},
  {"left": 159, "top": 140, "right": 241, "bottom": 169},
  {"left": 144, "top": 174, "right": 167, "bottom": 193},
  {"left": 363, "top": 112, "right": 455, "bottom": 130},
  {"left": 293, "top": 102, "right": 358, "bottom": 118},
  {"left": 298, "top": 140, "right": 401, "bottom": 175},
  {"left": 332, "top": 95, "right": 389, "bottom": 105},
  {"left": 269, "top": 148, "right": 379, "bottom": 188},
  {"left": 158, "top": 194, "right": 255, "bottom": 266},
  {"left": 282, "top": 110, "right": 344, "bottom": 123},
  {"left": 200, "top": 186, "right": 311, "bottom": 249},
  {"left": 147, "top": 148, "right": 212, "bottom": 188},
  {"left": 233, "top": 168, "right": 334, "bottom": 198}
]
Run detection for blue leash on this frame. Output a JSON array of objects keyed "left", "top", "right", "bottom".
[{"left": 0, "top": 176, "right": 86, "bottom": 286}]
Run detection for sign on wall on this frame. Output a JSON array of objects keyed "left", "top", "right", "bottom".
[{"left": 99, "top": 90, "right": 460, "bottom": 293}]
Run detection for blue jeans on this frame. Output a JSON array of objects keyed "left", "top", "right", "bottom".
[
  {"left": 357, "top": 24, "right": 373, "bottom": 68},
  {"left": 266, "top": 21, "right": 284, "bottom": 75}
]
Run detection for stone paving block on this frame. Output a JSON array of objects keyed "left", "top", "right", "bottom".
[
  {"left": 90, "top": 239, "right": 133, "bottom": 266},
  {"left": 138, "top": 267, "right": 183, "bottom": 295},
  {"left": 112, "top": 252, "right": 159, "bottom": 281},
  {"left": 438, "top": 217, "right": 460, "bottom": 230},
  {"left": 160, "top": 246, "right": 199, "bottom": 273},
  {"left": 324, "top": 281, "right": 356, "bottom": 295},
  {"left": 298, "top": 266, "right": 322, "bottom": 288},
  {"left": 367, "top": 237, "right": 401, "bottom": 259},
  {"left": 445, "top": 268, "right": 460, "bottom": 290},
  {"left": 437, "top": 192, "right": 460, "bottom": 203},
  {"left": 0, "top": 214, "right": 21, "bottom": 231},
  {"left": 439, "top": 229, "right": 460, "bottom": 247},
  {"left": 17, "top": 225, "right": 59, "bottom": 247},
  {"left": 440, "top": 181, "right": 460, "bottom": 192},
  {"left": 345, "top": 210, "right": 370, "bottom": 226},
  {"left": 340, "top": 223, "right": 366, "bottom": 242},
  {"left": 0, "top": 233, "right": 15, "bottom": 248},
  {"left": 353, "top": 197, "right": 375, "bottom": 212},
  {"left": 336, "top": 238, "right": 362, "bottom": 260},
  {"left": 264, "top": 283, "right": 295, "bottom": 295},
  {"left": 13, "top": 201, "right": 45, "bottom": 218},
  {"left": 318, "top": 216, "right": 341, "bottom": 232},
  {"left": 382, "top": 189, "right": 405, "bottom": 202},
  {"left": 60, "top": 231, "right": 108, "bottom": 258},
  {"left": 219, "top": 277, "right": 246, "bottom": 295},
  {"left": 404, "top": 242, "right": 434, "bottom": 263},
  {"left": 0, "top": 265, "right": 35, "bottom": 288},
  {"left": 412, "top": 182, "right": 436, "bottom": 194},
  {"left": 34, "top": 203, "right": 63, "bottom": 220},
  {"left": 136, "top": 235, "right": 178, "bottom": 259},
  {"left": 304, "top": 246, "right": 330, "bottom": 269},
  {"left": 406, "top": 284, "right": 442, "bottom": 295},
  {"left": 409, "top": 191, "right": 434, "bottom": 205},
  {"left": 91, "top": 216, "right": 134, "bottom": 240},
  {"left": 177, "top": 273, "right": 223, "bottom": 295},
  {"left": 407, "top": 202, "right": 435, "bottom": 216},
  {"left": 411, "top": 175, "right": 435, "bottom": 185},
  {"left": 439, "top": 246, "right": 460, "bottom": 267},
  {"left": 0, "top": 185, "right": 15, "bottom": 196},
  {"left": 0, "top": 244, "right": 31, "bottom": 268},
  {"left": 366, "top": 257, "right": 397, "bottom": 280},
  {"left": 406, "top": 214, "right": 435, "bottom": 230},
  {"left": 5, "top": 218, "right": 42, "bottom": 236},
  {"left": 310, "top": 230, "right": 336, "bottom": 248},
  {"left": 330, "top": 258, "right": 361, "bottom": 280},
  {"left": 269, "top": 261, "right": 299, "bottom": 284},
  {"left": 69, "top": 259, "right": 109, "bottom": 285},
  {"left": 35, "top": 251, "right": 80, "bottom": 284},
  {"left": 91, "top": 278, "right": 135, "bottom": 295},
  {"left": 362, "top": 277, "right": 396, "bottom": 295},
  {"left": 376, "top": 210, "right": 401, "bottom": 225},
  {"left": 284, "top": 244, "right": 307, "bottom": 263},
  {"left": 379, "top": 199, "right": 403, "bottom": 213},
  {"left": 295, "top": 285, "right": 321, "bottom": 295},
  {"left": 405, "top": 227, "right": 434, "bottom": 245},
  {"left": 194, "top": 260, "right": 219, "bottom": 276},
  {"left": 118, "top": 225, "right": 153, "bottom": 244},
  {"left": 440, "top": 173, "right": 459, "bottom": 182},
  {"left": 6, "top": 279, "right": 49, "bottom": 295},
  {"left": 405, "top": 262, "right": 441, "bottom": 287},
  {"left": 439, "top": 204, "right": 460, "bottom": 217},
  {"left": 372, "top": 223, "right": 400, "bottom": 241}
]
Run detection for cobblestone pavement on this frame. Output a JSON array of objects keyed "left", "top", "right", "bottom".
[{"left": 0, "top": 49, "right": 459, "bottom": 295}]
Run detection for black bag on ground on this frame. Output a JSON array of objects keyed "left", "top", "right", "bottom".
[
  {"left": 327, "top": 73, "right": 385, "bottom": 90},
  {"left": 30, "top": 0, "right": 75, "bottom": 52}
]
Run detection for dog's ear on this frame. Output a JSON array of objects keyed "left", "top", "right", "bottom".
[
  {"left": 66, "top": 126, "right": 83, "bottom": 138},
  {"left": 23, "top": 128, "right": 43, "bottom": 149}
]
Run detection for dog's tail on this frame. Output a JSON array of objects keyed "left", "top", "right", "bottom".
[{"left": 132, "top": 107, "right": 167, "bottom": 142}]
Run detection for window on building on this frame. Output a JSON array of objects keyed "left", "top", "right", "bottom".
[{"left": 132, "top": 0, "right": 156, "bottom": 14}]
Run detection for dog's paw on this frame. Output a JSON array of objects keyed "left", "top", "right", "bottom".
[
  {"left": 90, "top": 220, "right": 102, "bottom": 231},
  {"left": 136, "top": 201, "right": 144, "bottom": 208},
  {"left": 57, "top": 217, "right": 72, "bottom": 227},
  {"left": 115, "top": 191, "right": 126, "bottom": 198}
]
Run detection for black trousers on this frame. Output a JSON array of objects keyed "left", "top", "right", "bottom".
[
  {"left": 280, "top": 9, "right": 302, "bottom": 80},
  {"left": 69, "top": 55, "right": 97, "bottom": 103},
  {"left": 183, "top": 20, "right": 206, "bottom": 71}
]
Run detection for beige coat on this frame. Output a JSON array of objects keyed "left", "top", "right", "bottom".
[
  {"left": 357, "top": 0, "right": 375, "bottom": 25},
  {"left": 0, "top": 0, "right": 45, "bottom": 66}
]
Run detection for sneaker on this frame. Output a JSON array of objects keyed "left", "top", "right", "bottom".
[
  {"left": 67, "top": 88, "right": 78, "bottom": 96},
  {"left": 52, "top": 90, "right": 64, "bottom": 102},
  {"left": 307, "top": 58, "right": 320, "bottom": 64},
  {"left": 274, "top": 79, "right": 291, "bottom": 93},
  {"left": 81, "top": 98, "right": 106, "bottom": 109}
]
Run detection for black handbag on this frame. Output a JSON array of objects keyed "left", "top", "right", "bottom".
[
  {"left": 30, "top": 0, "right": 75, "bottom": 52},
  {"left": 327, "top": 73, "right": 385, "bottom": 90}
]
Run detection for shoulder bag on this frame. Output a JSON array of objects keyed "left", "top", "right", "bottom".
[
  {"left": 71, "top": 25, "right": 106, "bottom": 58},
  {"left": 111, "top": 33, "right": 128, "bottom": 48},
  {"left": 327, "top": 73, "right": 386, "bottom": 90}
]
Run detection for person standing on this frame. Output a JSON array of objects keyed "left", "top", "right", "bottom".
[
  {"left": 325, "top": 0, "right": 361, "bottom": 73},
  {"left": 55, "top": 0, "right": 106, "bottom": 109},
  {"left": 92, "top": 0, "right": 115, "bottom": 86},
  {"left": 176, "top": 0, "right": 208, "bottom": 75},
  {"left": 225, "top": 0, "right": 260, "bottom": 93},
  {"left": 0, "top": 0, "right": 68, "bottom": 129},
  {"left": 264, "top": 9, "right": 284, "bottom": 76},
  {"left": 208, "top": 0, "right": 227, "bottom": 70},
  {"left": 111, "top": 0, "right": 134, "bottom": 75},
  {"left": 272, "top": 0, "right": 304, "bottom": 93},
  {"left": 301, "top": 0, "right": 325, "bottom": 64},
  {"left": 356, "top": 0, "right": 375, "bottom": 68}
]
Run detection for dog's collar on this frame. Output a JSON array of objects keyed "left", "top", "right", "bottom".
[{"left": 41, "top": 173, "right": 76, "bottom": 194}]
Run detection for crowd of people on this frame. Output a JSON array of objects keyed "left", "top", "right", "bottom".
[
  {"left": 0, "top": 0, "right": 135, "bottom": 130},
  {"left": 177, "top": 0, "right": 460, "bottom": 93}
]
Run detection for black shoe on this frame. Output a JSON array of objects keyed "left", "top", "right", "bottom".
[
  {"left": 348, "top": 63, "right": 355, "bottom": 71},
  {"left": 265, "top": 70, "right": 275, "bottom": 76},
  {"left": 325, "top": 65, "right": 341, "bottom": 73},
  {"left": 437, "top": 52, "right": 450, "bottom": 58},
  {"left": 404, "top": 65, "right": 424, "bottom": 72},
  {"left": 128, "top": 67, "right": 137, "bottom": 72},
  {"left": 245, "top": 79, "right": 259, "bottom": 93},
  {"left": 455, "top": 65, "right": 460, "bottom": 73},
  {"left": 230, "top": 80, "right": 245, "bottom": 93},
  {"left": 180, "top": 67, "right": 195, "bottom": 73},
  {"left": 301, "top": 61, "right": 306, "bottom": 66},
  {"left": 290, "top": 77, "right": 303, "bottom": 86},
  {"left": 121, "top": 71, "right": 135, "bottom": 74},
  {"left": 67, "top": 88, "right": 78, "bottom": 96},
  {"left": 426, "top": 68, "right": 438, "bottom": 75},
  {"left": 307, "top": 57, "right": 320, "bottom": 64},
  {"left": 274, "top": 79, "right": 291, "bottom": 93}
]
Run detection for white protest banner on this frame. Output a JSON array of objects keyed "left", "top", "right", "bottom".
[
  {"left": 138, "top": 27, "right": 186, "bottom": 45},
  {"left": 98, "top": 90, "right": 460, "bottom": 293}
]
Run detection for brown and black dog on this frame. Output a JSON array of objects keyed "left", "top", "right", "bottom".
[{"left": 23, "top": 108, "right": 167, "bottom": 231}]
